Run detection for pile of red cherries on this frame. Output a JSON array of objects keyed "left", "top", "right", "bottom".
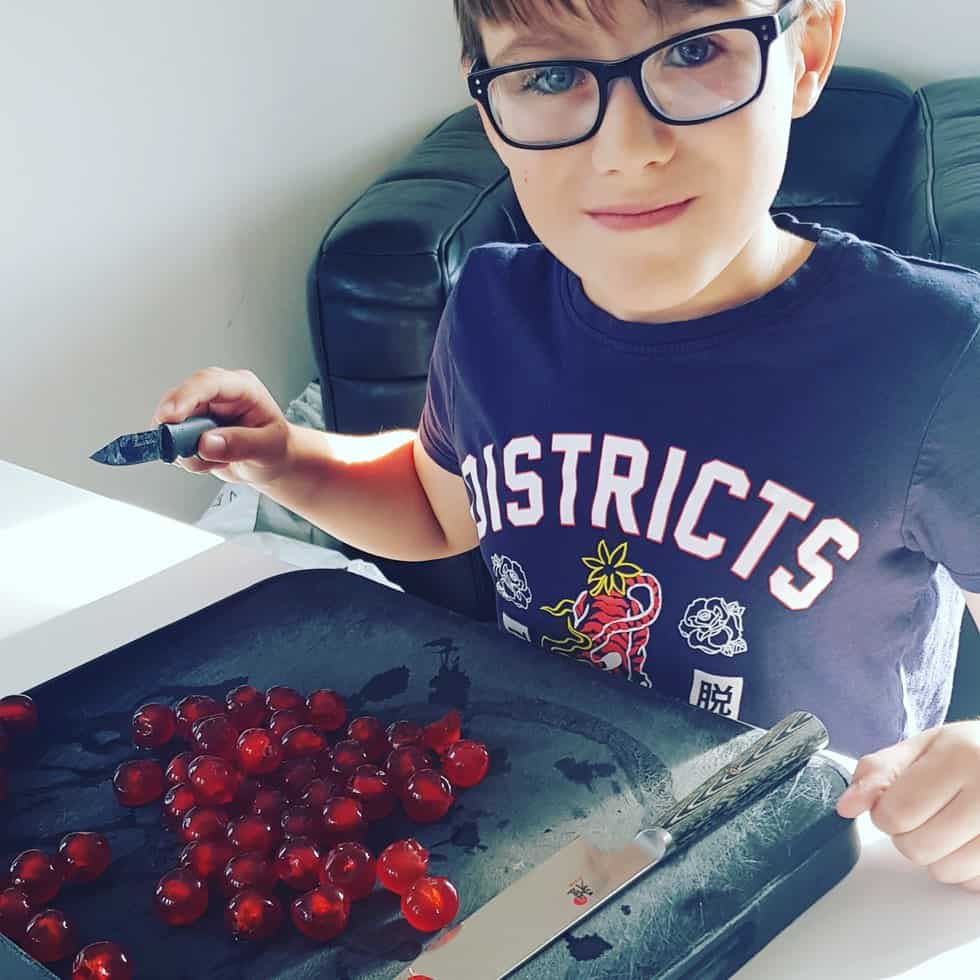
[
  {"left": 0, "top": 694, "right": 133, "bottom": 979},
  {"left": 0, "top": 686, "right": 489, "bottom": 976},
  {"left": 117, "top": 684, "right": 488, "bottom": 947}
]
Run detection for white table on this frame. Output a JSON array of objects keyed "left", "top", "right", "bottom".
[{"left": 2, "top": 459, "right": 978, "bottom": 979}]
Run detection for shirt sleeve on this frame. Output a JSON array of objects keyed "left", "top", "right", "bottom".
[
  {"left": 417, "top": 299, "right": 462, "bottom": 475},
  {"left": 902, "top": 325, "right": 980, "bottom": 591}
]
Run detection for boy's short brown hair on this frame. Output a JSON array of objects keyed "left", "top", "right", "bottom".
[{"left": 453, "top": 0, "right": 836, "bottom": 64}]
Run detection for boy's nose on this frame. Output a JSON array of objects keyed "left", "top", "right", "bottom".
[{"left": 589, "top": 76, "right": 676, "bottom": 172}]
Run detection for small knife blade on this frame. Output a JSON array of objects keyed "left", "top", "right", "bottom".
[
  {"left": 90, "top": 416, "right": 219, "bottom": 466},
  {"left": 395, "top": 710, "right": 829, "bottom": 980}
]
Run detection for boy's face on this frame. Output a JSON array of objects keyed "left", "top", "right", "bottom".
[{"left": 467, "top": 0, "right": 845, "bottom": 322}]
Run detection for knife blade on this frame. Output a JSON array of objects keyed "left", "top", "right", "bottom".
[
  {"left": 395, "top": 710, "right": 828, "bottom": 980},
  {"left": 89, "top": 416, "right": 219, "bottom": 465}
]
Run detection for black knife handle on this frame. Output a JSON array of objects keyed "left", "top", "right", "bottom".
[
  {"left": 159, "top": 416, "right": 219, "bottom": 462},
  {"left": 656, "top": 711, "right": 828, "bottom": 854}
]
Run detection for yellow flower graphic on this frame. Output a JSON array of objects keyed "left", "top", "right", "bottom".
[{"left": 581, "top": 539, "right": 642, "bottom": 598}]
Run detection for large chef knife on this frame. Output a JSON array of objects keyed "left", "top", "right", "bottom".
[
  {"left": 396, "top": 710, "right": 829, "bottom": 980},
  {"left": 89, "top": 416, "right": 219, "bottom": 466}
]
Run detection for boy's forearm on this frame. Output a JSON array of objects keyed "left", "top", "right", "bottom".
[{"left": 255, "top": 423, "right": 453, "bottom": 562}]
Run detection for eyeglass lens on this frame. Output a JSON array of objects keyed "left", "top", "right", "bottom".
[{"left": 487, "top": 28, "right": 764, "bottom": 146}]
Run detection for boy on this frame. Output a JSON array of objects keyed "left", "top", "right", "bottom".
[{"left": 153, "top": 0, "right": 980, "bottom": 889}]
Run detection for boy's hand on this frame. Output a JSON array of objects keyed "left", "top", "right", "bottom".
[
  {"left": 151, "top": 367, "right": 292, "bottom": 488},
  {"left": 836, "top": 720, "right": 980, "bottom": 891}
]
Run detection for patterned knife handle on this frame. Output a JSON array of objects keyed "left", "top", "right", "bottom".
[
  {"left": 159, "top": 416, "right": 219, "bottom": 462},
  {"left": 656, "top": 711, "right": 829, "bottom": 854}
]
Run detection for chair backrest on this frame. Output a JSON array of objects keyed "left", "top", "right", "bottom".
[{"left": 307, "top": 64, "right": 980, "bottom": 620}]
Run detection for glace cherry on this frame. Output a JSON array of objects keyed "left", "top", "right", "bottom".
[
  {"left": 163, "top": 783, "right": 198, "bottom": 827},
  {"left": 385, "top": 719, "right": 424, "bottom": 749},
  {"left": 221, "top": 853, "right": 276, "bottom": 897},
  {"left": 190, "top": 714, "right": 239, "bottom": 762},
  {"left": 112, "top": 759, "right": 165, "bottom": 807},
  {"left": 377, "top": 838, "right": 429, "bottom": 896},
  {"left": 321, "top": 796, "right": 367, "bottom": 847},
  {"left": 281, "top": 724, "right": 328, "bottom": 759},
  {"left": 165, "top": 751, "right": 194, "bottom": 786},
  {"left": 442, "top": 739, "right": 490, "bottom": 788},
  {"left": 402, "top": 769, "right": 455, "bottom": 823},
  {"left": 265, "top": 686, "right": 306, "bottom": 715},
  {"left": 180, "top": 839, "right": 235, "bottom": 880},
  {"left": 268, "top": 708, "right": 307, "bottom": 740},
  {"left": 224, "top": 685, "right": 266, "bottom": 730},
  {"left": 422, "top": 709, "right": 462, "bottom": 756},
  {"left": 187, "top": 754, "right": 241, "bottom": 806},
  {"left": 306, "top": 689, "right": 347, "bottom": 732},
  {"left": 71, "top": 941, "right": 134, "bottom": 980},
  {"left": 179, "top": 806, "right": 230, "bottom": 844},
  {"left": 153, "top": 868, "right": 209, "bottom": 926},
  {"left": 348, "top": 764, "right": 394, "bottom": 821},
  {"left": 320, "top": 842, "right": 376, "bottom": 901},
  {"left": 10, "top": 848, "right": 62, "bottom": 904},
  {"left": 274, "top": 838, "right": 322, "bottom": 891},
  {"left": 173, "top": 695, "right": 222, "bottom": 740},
  {"left": 226, "top": 814, "right": 277, "bottom": 855},
  {"left": 402, "top": 875, "right": 459, "bottom": 932},
  {"left": 0, "top": 886, "right": 32, "bottom": 943},
  {"left": 224, "top": 888, "right": 284, "bottom": 941},
  {"left": 24, "top": 908, "right": 79, "bottom": 963},
  {"left": 385, "top": 745, "right": 431, "bottom": 794},
  {"left": 58, "top": 832, "right": 112, "bottom": 883},
  {"left": 131, "top": 703, "right": 176, "bottom": 748},
  {"left": 346, "top": 716, "right": 388, "bottom": 763},
  {"left": 0, "top": 694, "right": 38, "bottom": 735},
  {"left": 290, "top": 884, "right": 350, "bottom": 942},
  {"left": 281, "top": 804, "right": 319, "bottom": 840},
  {"left": 328, "top": 740, "right": 369, "bottom": 779}
]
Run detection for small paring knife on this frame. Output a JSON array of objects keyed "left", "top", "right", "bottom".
[
  {"left": 396, "top": 710, "right": 829, "bottom": 980},
  {"left": 89, "top": 416, "right": 219, "bottom": 466}
]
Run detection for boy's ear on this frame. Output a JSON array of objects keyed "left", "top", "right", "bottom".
[{"left": 791, "top": 0, "right": 847, "bottom": 119}]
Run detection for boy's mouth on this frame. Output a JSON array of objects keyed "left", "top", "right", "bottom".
[{"left": 585, "top": 198, "right": 695, "bottom": 231}]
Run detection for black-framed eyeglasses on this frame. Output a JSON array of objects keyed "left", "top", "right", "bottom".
[{"left": 467, "top": 0, "right": 804, "bottom": 149}]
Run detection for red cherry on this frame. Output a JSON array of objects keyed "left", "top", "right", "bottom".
[
  {"left": 229, "top": 776, "right": 260, "bottom": 817},
  {"left": 131, "top": 703, "right": 176, "bottom": 749},
  {"left": 225, "top": 685, "right": 266, "bottom": 730},
  {"left": 165, "top": 751, "right": 194, "bottom": 786},
  {"left": 188, "top": 755, "right": 241, "bottom": 806},
  {"left": 236, "top": 728, "right": 284, "bottom": 777},
  {"left": 0, "top": 694, "right": 38, "bottom": 735},
  {"left": 180, "top": 839, "right": 235, "bottom": 880},
  {"left": 328, "top": 740, "right": 369, "bottom": 779},
  {"left": 402, "top": 770, "right": 455, "bottom": 823},
  {"left": 422, "top": 709, "right": 462, "bottom": 757},
  {"left": 281, "top": 804, "right": 319, "bottom": 840},
  {"left": 10, "top": 849, "right": 62, "bottom": 904},
  {"left": 385, "top": 720, "right": 424, "bottom": 750},
  {"left": 153, "top": 868, "right": 208, "bottom": 926},
  {"left": 265, "top": 686, "right": 306, "bottom": 715},
  {"left": 306, "top": 690, "right": 347, "bottom": 733},
  {"left": 112, "top": 759, "right": 165, "bottom": 807},
  {"left": 220, "top": 853, "right": 276, "bottom": 897},
  {"left": 268, "top": 708, "right": 307, "bottom": 740},
  {"left": 274, "top": 838, "right": 322, "bottom": 891},
  {"left": 320, "top": 842, "right": 376, "bottom": 901},
  {"left": 442, "top": 740, "right": 490, "bottom": 789},
  {"left": 298, "top": 778, "right": 333, "bottom": 810},
  {"left": 180, "top": 806, "right": 230, "bottom": 844},
  {"left": 225, "top": 888, "right": 283, "bottom": 941},
  {"left": 377, "top": 839, "right": 429, "bottom": 896},
  {"left": 278, "top": 758, "right": 317, "bottom": 801},
  {"left": 281, "top": 725, "right": 328, "bottom": 759},
  {"left": 385, "top": 745, "right": 432, "bottom": 794},
  {"left": 57, "top": 833, "right": 111, "bottom": 883},
  {"left": 290, "top": 884, "right": 350, "bottom": 942},
  {"left": 250, "top": 786, "right": 284, "bottom": 821},
  {"left": 71, "top": 941, "right": 133, "bottom": 980},
  {"left": 227, "top": 815, "right": 277, "bottom": 854},
  {"left": 24, "top": 908, "right": 78, "bottom": 962},
  {"left": 348, "top": 764, "right": 394, "bottom": 821},
  {"left": 401, "top": 876, "right": 459, "bottom": 932},
  {"left": 190, "top": 715, "right": 239, "bottom": 762},
  {"left": 0, "top": 886, "right": 32, "bottom": 943},
  {"left": 173, "top": 695, "right": 222, "bottom": 740},
  {"left": 162, "top": 783, "right": 198, "bottom": 828},
  {"left": 346, "top": 716, "right": 388, "bottom": 763},
  {"left": 321, "top": 796, "right": 367, "bottom": 848}
]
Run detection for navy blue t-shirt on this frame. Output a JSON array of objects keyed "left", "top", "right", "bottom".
[{"left": 419, "top": 212, "right": 980, "bottom": 756}]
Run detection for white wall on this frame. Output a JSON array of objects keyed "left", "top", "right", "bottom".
[
  {"left": 1, "top": 1, "right": 465, "bottom": 524},
  {"left": 2, "top": 1, "right": 976, "bottom": 525}
]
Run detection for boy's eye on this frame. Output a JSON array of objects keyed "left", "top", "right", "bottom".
[
  {"left": 664, "top": 36, "right": 721, "bottom": 68},
  {"left": 518, "top": 65, "right": 587, "bottom": 96}
]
